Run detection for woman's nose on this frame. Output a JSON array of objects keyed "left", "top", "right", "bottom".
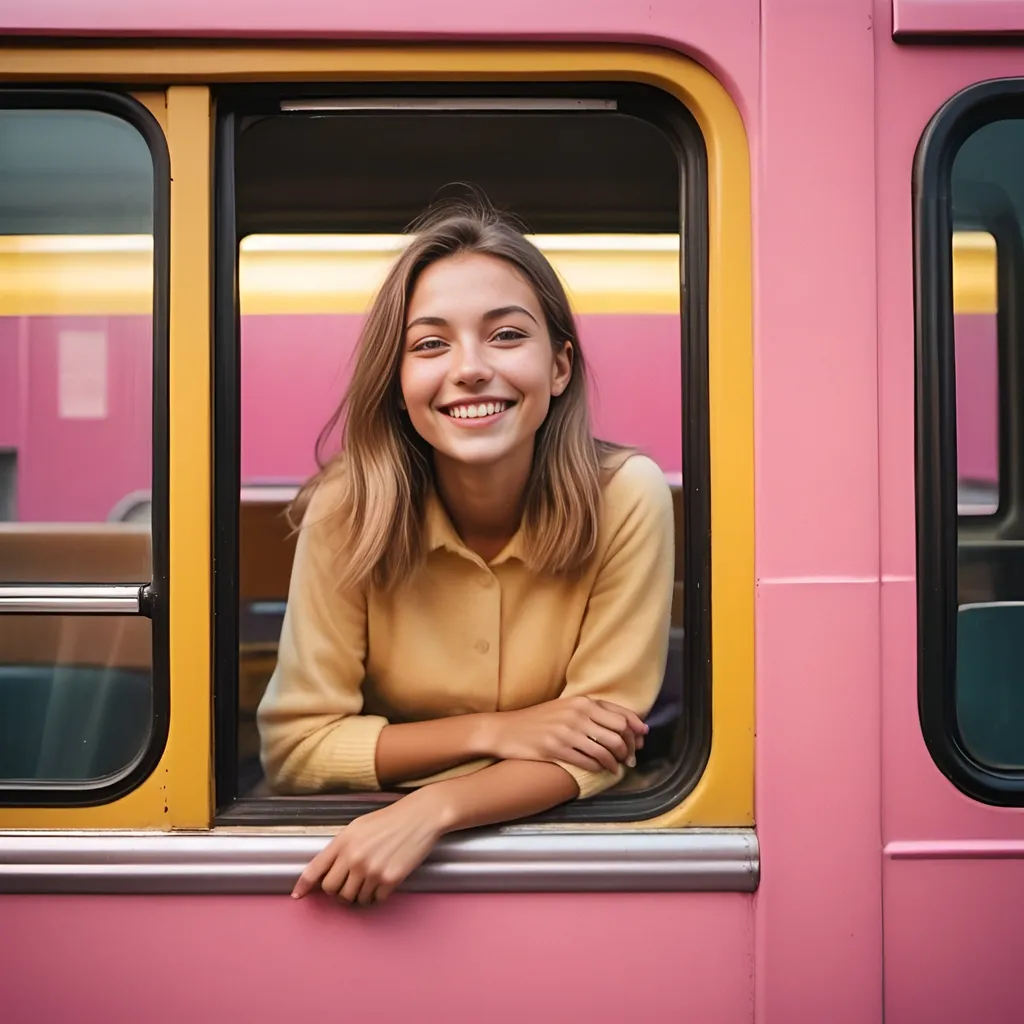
[{"left": 452, "top": 342, "right": 494, "bottom": 384}]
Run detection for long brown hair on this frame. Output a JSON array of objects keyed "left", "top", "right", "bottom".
[{"left": 292, "top": 199, "right": 626, "bottom": 590}]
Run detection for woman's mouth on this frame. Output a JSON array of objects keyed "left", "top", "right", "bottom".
[{"left": 440, "top": 399, "right": 516, "bottom": 424}]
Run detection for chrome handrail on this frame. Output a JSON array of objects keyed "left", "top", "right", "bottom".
[{"left": 0, "top": 584, "right": 146, "bottom": 615}]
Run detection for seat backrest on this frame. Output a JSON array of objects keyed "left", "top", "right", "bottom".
[{"left": 957, "top": 602, "right": 1024, "bottom": 769}]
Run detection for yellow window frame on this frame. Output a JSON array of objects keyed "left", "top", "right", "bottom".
[{"left": 0, "top": 44, "right": 753, "bottom": 830}]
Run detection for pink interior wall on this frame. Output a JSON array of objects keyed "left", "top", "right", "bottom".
[
  {"left": 0, "top": 319, "right": 20, "bottom": 448},
  {"left": 4, "top": 315, "right": 152, "bottom": 522},
  {"left": 955, "top": 313, "right": 999, "bottom": 483},
  {"left": 240, "top": 313, "right": 683, "bottom": 484}
]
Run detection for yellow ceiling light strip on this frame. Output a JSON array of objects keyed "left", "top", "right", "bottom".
[
  {"left": 0, "top": 228, "right": 991, "bottom": 317},
  {"left": 952, "top": 231, "right": 997, "bottom": 315},
  {"left": 0, "top": 234, "right": 681, "bottom": 316}
]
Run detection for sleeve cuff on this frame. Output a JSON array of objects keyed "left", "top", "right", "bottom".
[
  {"left": 277, "top": 714, "right": 389, "bottom": 793},
  {"left": 554, "top": 760, "right": 625, "bottom": 800}
]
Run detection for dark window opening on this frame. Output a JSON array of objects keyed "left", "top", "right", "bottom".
[{"left": 214, "top": 83, "right": 710, "bottom": 825}]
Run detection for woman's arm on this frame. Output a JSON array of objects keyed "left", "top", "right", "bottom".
[
  {"left": 292, "top": 760, "right": 578, "bottom": 904},
  {"left": 374, "top": 699, "right": 646, "bottom": 787}
]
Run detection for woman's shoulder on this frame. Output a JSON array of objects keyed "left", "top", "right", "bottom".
[{"left": 598, "top": 450, "right": 673, "bottom": 525}]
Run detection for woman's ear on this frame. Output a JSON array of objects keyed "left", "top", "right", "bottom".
[{"left": 551, "top": 341, "right": 573, "bottom": 397}]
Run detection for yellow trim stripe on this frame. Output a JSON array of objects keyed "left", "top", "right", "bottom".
[
  {"left": 0, "top": 234, "right": 681, "bottom": 316},
  {"left": 163, "top": 87, "right": 214, "bottom": 829}
]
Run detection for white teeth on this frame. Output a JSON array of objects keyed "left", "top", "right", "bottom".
[{"left": 446, "top": 401, "right": 509, "bottom": 419}]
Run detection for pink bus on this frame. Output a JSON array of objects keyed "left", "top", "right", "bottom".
[{"left": 1, "top": 3, "right": 1023, "bottom": 1023}]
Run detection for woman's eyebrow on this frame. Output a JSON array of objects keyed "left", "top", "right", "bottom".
[
  {"left": 483, "top": 305, "right": 539, "bottom": 325},
  {"left": 405, "top": 315, "right": 449, "bottom": 332}
]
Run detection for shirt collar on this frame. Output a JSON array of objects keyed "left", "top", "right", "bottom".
[{"left": 424, "top": 489, "right": 525, "bottom": 565}]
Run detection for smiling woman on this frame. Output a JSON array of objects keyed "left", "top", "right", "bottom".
[{"left": 256, "top": 202, "right": 674, "bottom": 903}]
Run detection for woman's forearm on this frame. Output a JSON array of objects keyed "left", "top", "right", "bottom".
[
  {"left": 418, "top": 759, "right": 580, "bottom": 833},
  {"left": 374, "top": 714, "right": 494, "bottom": 788}
]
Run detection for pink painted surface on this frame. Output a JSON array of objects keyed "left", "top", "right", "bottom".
[
  {"left": 754, "top": 2, "right": 884, "bottom": 1022},
  {"left": 0, "top": 893, "right": 754, "bottom": 1023},
  {"left": 955, "top": 313, "right": 999, "bottom": 484},
  {"left": 753, "top": 581, "right": 883, "bottom": 1023},
  {"left": 755, "top": 0, "right": 880, "bottom": 582},
  {"left": 883, "top": 858, "right": 1024, "bottom": 1024},
  {"left": 240, "top": 313, "right": 683, "bottom": 484},
  {"left": 0, "top": 0, "right": 760, "bottom": 124},
  {"left": 893, "top": 0, "right": 1024, "bottom": 37}
]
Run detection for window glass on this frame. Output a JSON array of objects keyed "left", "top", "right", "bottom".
[
  {"left": 0, "top": 614, "right": 151, "bottom": 783},
  {"left": 953, "top": 231, "right": 999, "bottom": 516},
  {"left": 950, "top": 119, "right": 1024, "bottom": 769},
  {"left": 228, "top": 99, "right": 696, "bottom": 812},
  {"left": 0, "top": 105, "right": 156, "bottom": 787},
  {"left": 0, "top": 110, "right": 154, "bottom": 548}
]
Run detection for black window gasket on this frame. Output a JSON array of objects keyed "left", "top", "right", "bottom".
[
  {"left": 0, "top": 89, "right": 170, "bottom": 807},
  {"left": 213, "top": 82, "right": 711, "bottom": 825},
  {"left": 915, "top": 78, "right": 1024, "bottom": 805}
]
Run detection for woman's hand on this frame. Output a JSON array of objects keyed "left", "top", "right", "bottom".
[
  {"left": 292, "top": 788, "right": 449, "bottom": 906},
  {"left": 481, "top": 696, "right": 648, "bottom": 774}
]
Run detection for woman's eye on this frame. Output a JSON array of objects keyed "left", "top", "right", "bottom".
[
  {"left": 492, "top": 328, "right": 526, "bottom": 343},
  {"left": 412, "top": 337, "right": 446, "bottom": 352}
]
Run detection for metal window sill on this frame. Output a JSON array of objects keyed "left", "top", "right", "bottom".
[{"left": 0, "top": 827, "right": 758, "bottom": 894}]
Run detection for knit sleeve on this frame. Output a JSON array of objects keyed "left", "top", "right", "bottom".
[
  {"left": 553, "top": 455, "right": 675, "bottom": 799},
  {"left": 257, "top": 478, "right": 388, "bottom": 793}
]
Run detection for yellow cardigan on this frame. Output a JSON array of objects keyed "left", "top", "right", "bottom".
[{"left": 257, "top": 453, "right": 674, "bottom": 800}]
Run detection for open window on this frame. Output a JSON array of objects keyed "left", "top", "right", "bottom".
[
  {"left": 213, "top": 84, "right": 710, "bottom": 824},
  {"left": 916, "top": 81, "right": 1024, "bottom": 803},
  {"left": 0, "top": 92, "right": 169, "bottom": 803}
]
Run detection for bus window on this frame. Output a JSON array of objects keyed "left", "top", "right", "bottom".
[
  {"left": 917, "top": 89, "right": 1024, "bottom": 800},
  {"left": 0, "top": 97, "right": 168, "bottom": 796},
  {"left": 216, "top": 86, "right": 708, "bottom": 824}
]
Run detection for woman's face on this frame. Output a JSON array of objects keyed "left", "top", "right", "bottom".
[{"left": 399, "top": 252, "right": 572, "bottom": 475}]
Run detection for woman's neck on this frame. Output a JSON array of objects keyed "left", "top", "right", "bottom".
[{"left": 433, "top": 447, "right": 533, "bottom": 561}]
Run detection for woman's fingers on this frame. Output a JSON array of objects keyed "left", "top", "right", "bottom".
[
  {"left": 585, "top": 706, "right": 638, "bottom": 765},
  {"left": 561, "top": 746, "right": 606, "bottom": 773},
  {"left": 338, "top": 868, "right": 364, "bottom": 904},
  {"left": 292, "top": 842, "right": 336, "bottom": 898},
  {"left": 320, "top": 856, "right": 351, "bottom": 897},
  {"left": 595, "top": 700, "right": 648, "bottom": 736},
  {"left": 356, "top": 875, "right": 380, "bottom": 906},
  {"left": 576, "top": 736, "right": 620, "bottom": 773},
  {"left": 586, "top": 724, "right": 630, "bottom": 762}
]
